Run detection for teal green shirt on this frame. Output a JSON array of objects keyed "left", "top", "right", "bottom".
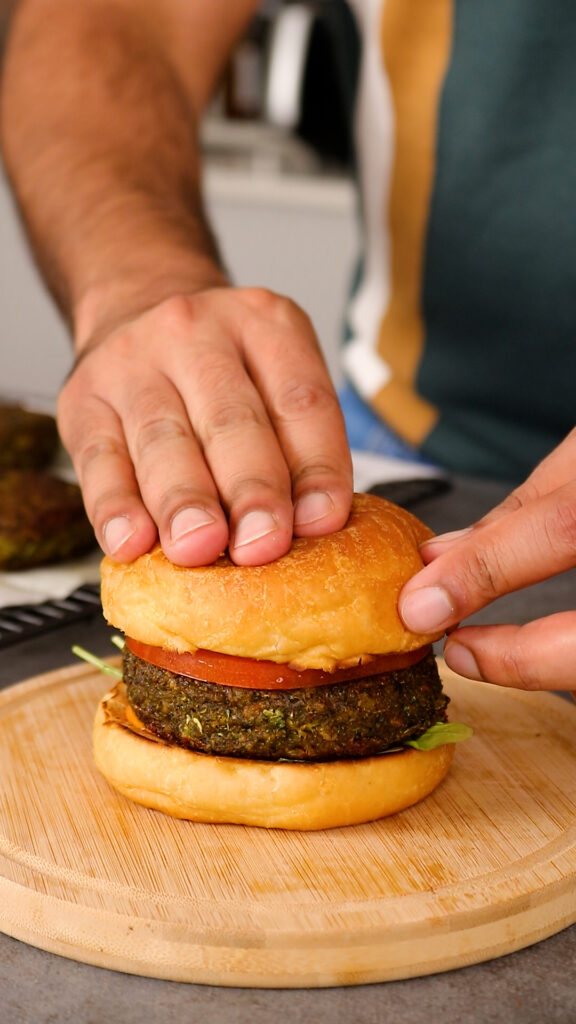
[{"left": 344, "top": 0, "right": 575, "bottom": 481}]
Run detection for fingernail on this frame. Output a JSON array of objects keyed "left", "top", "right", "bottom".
[
  {"left": 103, "top": 515, "right": 135, "bottom": 555},
  {"left": 233, "top": 509, "right": 278, "bottom": 549},
  {"left": 445, "top": 641, "right": 483, "bottom": 681},
  {"left": 400, "top": 585, "right": 455, "bottom": 633},
  {"left": 170, "top": 507, "right": 217, "bottom": 543},
  {"left": 423, "top": 527, "right": 472, "bottom": 548},
  {"left": 294, "top": 491, "right": 335, "bottom": 527}
]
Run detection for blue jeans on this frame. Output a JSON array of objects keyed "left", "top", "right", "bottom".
[{"left": 338, "top": 382, "right": 436, "bottom": 466}]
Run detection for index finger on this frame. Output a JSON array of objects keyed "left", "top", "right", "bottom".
[{"left": 399, "top": 480, "right": 576, "bottom": 636}]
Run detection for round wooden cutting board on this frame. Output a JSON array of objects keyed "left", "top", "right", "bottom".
[{"left": 1, "top": 659, "right": 576, "bottom": 988}]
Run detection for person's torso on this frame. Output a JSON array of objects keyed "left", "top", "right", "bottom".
[{"left": 344, "top": 0, "right": 576, "bottom": 480}]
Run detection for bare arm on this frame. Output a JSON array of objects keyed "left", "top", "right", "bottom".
[
  {"left": 1, "top": 0, "right": 245, "bottom": 329},
  {"left": 1, "top": 0, "right": 353, "bottom": 565}
]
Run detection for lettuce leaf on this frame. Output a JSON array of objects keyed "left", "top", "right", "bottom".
[{"left": 406, "top": 721, "right": 473, "bottom": 750}]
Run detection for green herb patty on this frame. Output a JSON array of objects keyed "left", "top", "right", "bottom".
[
  {"left": 123, "top": 647, "right": 449, "bottom": 762},
  {"left": 0, "top": 470, "right": 96, "bottom": 570},
  {"left": 0, "top": 403, "right": 59, "bottom": 471}
]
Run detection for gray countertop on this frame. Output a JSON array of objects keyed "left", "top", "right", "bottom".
[{"left": 1, "top": 475, "right": 575, "bottom": 1024}]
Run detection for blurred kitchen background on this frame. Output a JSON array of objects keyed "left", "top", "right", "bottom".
[{"left": 0, "top": 0, "right": 361, "bottom": 408}]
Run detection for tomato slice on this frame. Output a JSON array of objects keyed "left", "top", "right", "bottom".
[{"left": 125, "top": 637, "right": 430, "bottom": 690}]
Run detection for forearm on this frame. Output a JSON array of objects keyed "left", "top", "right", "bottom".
[
  {"left": 1, "top": 0, "right": 354, "bottom": 571},
  {"left": 0, "top": 0, "right": 245, "bottom": 348}
]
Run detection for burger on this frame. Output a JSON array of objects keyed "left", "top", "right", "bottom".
[{"left": 93, "top": 492, "right": 465, "bottom": 830}]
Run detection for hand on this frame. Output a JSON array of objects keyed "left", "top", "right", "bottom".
[
  {"left": 399, "top": 429, "right": 576, "bottom": 693},
  {"left": 57, "top": 286, "right": 353, "bottom": 567}
]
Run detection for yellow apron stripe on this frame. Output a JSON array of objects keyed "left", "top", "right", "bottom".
[{"left": 373, "top": 0, "right": 453, "bottom": 445}]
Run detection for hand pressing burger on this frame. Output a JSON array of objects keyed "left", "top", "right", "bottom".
[{"left": 92, "top": 493, "right": 471, "bottom": 830}]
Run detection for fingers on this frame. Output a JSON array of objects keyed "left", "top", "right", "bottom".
[
  {"left": 59, "top": 398, "right": 155, "bottom": 562},
  {"left": 170, "top": 309, "right": 295, "bottom": 565},
  {"left": 60, "top": 288, "right": 353, "bottom": 567},
  {"left": 443, "top": 613, "right": 576, "bottom": 692},
  {"left": 158, "top": 289, "right": 352, "bottom": 563},
  {"left": 111, "top": 377, "right": 232, "bottom": 566},
  {"left": 399, "top": 462, "right": 576, "bottom": 695},
  {"left": 58, "top": 380, "right": 230, "bottom": 566},
  {"left": 238, "top": 289, "right": 353, "bottom": 540},
  {"left": 57, "top": 391, "right": 158, "bottom": 563},
  {"left": 399, "top": 479, "right": 576, "bottom": 636}
]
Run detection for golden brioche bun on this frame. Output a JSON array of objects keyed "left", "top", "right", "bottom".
[
  {"left": 93, "top": 689, "right": 454, "bottom": 829},
  {"left": 100, "top": 492, "right": 441, "bottom": 671}
]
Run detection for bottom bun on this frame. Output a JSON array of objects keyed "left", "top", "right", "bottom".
[{"left": 93, "top": 694, "right": 455, "bottom": 830}]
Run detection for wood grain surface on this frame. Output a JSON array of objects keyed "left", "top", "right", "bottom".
[{"left": 1, "top": 660, "right": 576, "bottom": 988}]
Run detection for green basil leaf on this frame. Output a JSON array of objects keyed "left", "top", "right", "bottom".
[{"left": 406, "top": 721, "right": 474, "bottom": 751}]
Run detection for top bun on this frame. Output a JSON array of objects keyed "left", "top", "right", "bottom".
[{"left": 101, "top": 492, "right": 441, "bottom": 671}]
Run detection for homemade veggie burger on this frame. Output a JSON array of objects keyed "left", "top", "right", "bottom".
[{"left": 94, "top": 492, "right": 466, "bottom": 830}]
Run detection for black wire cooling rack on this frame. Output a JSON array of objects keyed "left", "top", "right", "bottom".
[{"left": 0, "top": 584, "right": 102, "bottom": 649}]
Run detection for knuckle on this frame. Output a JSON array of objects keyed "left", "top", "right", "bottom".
[
  {"left": 142, "top": 416, "right": 184, "bottom": 443},
  {"left": 77, "top": 436, "right": 126, "bottom": 472},
  {"left": 275, "top": 378, "right": 335, "bottom": 419},
  {"left": 479, "top": 486, "right": 533, "bottom": 527},
  {"left": 95, "top": 326, "right": 135, "bottom": 365},
  {"left": 292, "top": 458, "right": 347, "bottom": 488},
  {"left": 500, "top": 644, "right": 540, "bottom": 691},
  {"left": 242, "top": 287, "right": 305, "bottom": 327},
  {"left": 491, "top": 490, "right": 525, "bottom": 516},
  {"left": 226, "top": 474, "right": 281, "bottom": 503},
  {"left": 543, "top": 497, "right": 576, "bottom": 556},
  {"left": 242, "top": 286, "right": 282, "bottom": 314},
  {"left": 457, "top": 546, "right": 505, "bottom": 603},
  {"left": 91, "top": 484, "right": 133, "bottom": 520},
  {"left": 201, "top": 400, "right": 265, "bottom": 442},
  {"left": 154, "top": 293, "right": 197, "bottom": 332},
  {"left": 190, "top": 354, "right": 265, "bottom": 438},
  {"left": 133, "top": 414, "right": 189, "bottom": 459},
  {"left": 151, "top": 483, "right": 205, "bottom": 522}
]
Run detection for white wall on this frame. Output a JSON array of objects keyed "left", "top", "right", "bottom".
[{"left": 0, "top": 166, "right": 72, "bottom": 407}]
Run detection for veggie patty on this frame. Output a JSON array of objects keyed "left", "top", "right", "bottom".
[{"left": 123, "top": 647, "right": 449, "bottom": 762}]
